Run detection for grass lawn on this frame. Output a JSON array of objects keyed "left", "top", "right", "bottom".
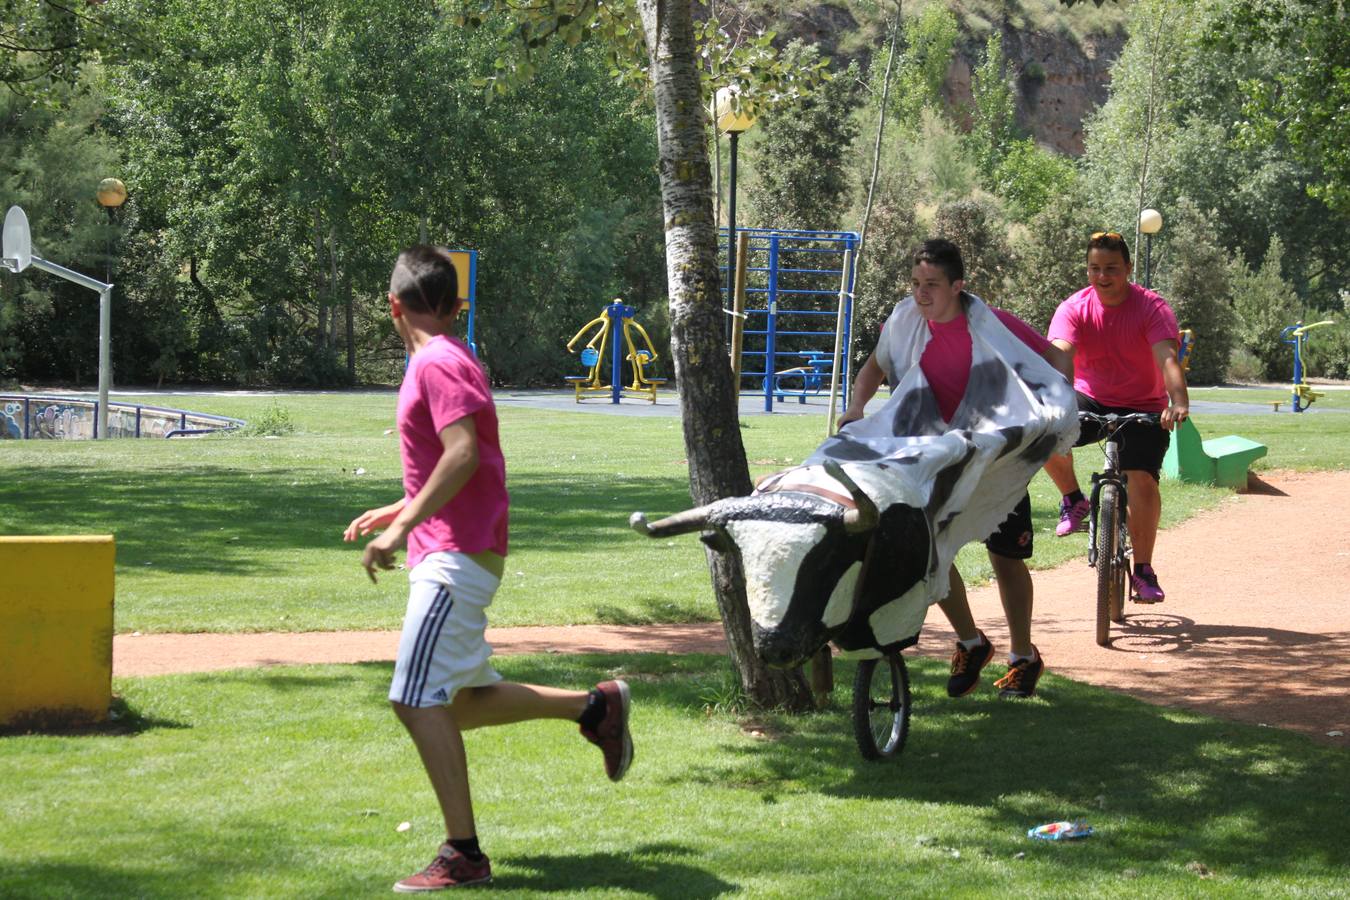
[
  {"left": 2, "top": 654, "right": 1348, "bottom": 898},
  {"left": 1, "top": 391, "right": 1346, "bottom": 634}
]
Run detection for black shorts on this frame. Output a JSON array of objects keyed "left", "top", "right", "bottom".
[
  {"left": 985, "top": 493, "right": 1033, "bottom": 560},
  {"left": 1073, "top": 393, "right": 1170, "bottom": 480}
]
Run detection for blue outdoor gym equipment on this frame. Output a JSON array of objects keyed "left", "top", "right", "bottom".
[
  {"left": 1280, "top": 320, "right": 1335, "bottom": 412},
  {"left": 720, "top": 227, "right": 860, "bottom": 413}
]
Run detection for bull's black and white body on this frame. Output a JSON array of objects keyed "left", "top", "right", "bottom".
[{"left": 632, "top": 294, "right": 1077, "bottom": 668}]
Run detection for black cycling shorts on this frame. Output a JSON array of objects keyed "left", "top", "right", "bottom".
[
  {"left": 1073, "top": 392, "right": 1170, "bottom": 480},
  {"left": 985, "top": 493, "right": 1033, "bottom": 561}
]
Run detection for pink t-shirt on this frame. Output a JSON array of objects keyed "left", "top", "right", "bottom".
[
  {"left": 1048, "top": 283, "right": 1179, "bottom": 411},
  {"left": 397, "top": 335, "right": 509, "bottom": 568},
  {"left": 917, "top": 307, "right": 1052, "bottom": 422}
]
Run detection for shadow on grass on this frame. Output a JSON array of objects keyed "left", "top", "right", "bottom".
[
  {"left": 500, "top": 843, "right": 736, "bottom": 897},
  {"left": 0, "top": 695, "right": 188, "bottom": 738},
  {"left": 487, "top": 653, "right": 1350, "bottom": 879},
  {"left": 669, "top": 658, "right": 1350, "bottom": 878},
  {"left": 1, "top": 465, "right": 696, "bottom": 573}
]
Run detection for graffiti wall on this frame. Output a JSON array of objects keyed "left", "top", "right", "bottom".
[{"left": 0, "top": 395, "right": 244, "bottom": 440}]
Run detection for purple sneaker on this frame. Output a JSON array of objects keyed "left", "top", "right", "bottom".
[
  {"left": 1130, "top": 566, "right": 1165, "bottom": 603},
  {"left": 1055, "top": 497, "right": 1091, "bottom": 537}
]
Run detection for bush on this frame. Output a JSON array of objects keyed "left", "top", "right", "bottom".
[
  {"left": 1303, "top": 316, "right": 1350, "bottom": 380},
  {"left": 1230, "top": 236, "right": 1299, "bottom": 381},
  {"left": 1156, "top": 199, "right": 1237, "bottom": 385},
  {"left": 932, "top": 197, "right": 1012, "bottom": 305},
  {"left": 1005, "top": 187, "right": 1101, "bottom": 332},
  {"left": 993, "top": 140, "right": 1080, "bottom": 223},
  {"left": 244, "top": 403, "right": 295, "bottom": 437},
  {"left": 1225, "top": 347, "right": 1265, "bottom": 383}
]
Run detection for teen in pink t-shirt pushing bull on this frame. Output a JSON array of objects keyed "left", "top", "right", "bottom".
[
  {"left": 344, "top": 246, "right": 633, "bottom": 892},
  {"left": 1044, "top": 231, "right": 1191, "bottom": 603}
]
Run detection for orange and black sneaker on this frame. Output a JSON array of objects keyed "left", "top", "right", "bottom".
[
  {"left": 947, "top": 630, "right": 994, "bottom": 698},
  {"left": 393, "top": 844, "right": 492, "bottom": 892},
  {"left": 994, "top": 650, "right": 1045, "bottom": 699}
]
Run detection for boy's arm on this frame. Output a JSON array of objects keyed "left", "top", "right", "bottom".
[
  {"left": 837, "top": 352, "right": 885, "bottom": 427},
  {"left": 1152, "top": 339, "right": 1190, "bottom": 430},
  {"left": 362, "top": 416, "right": 480, "bottom": 582},
  {"left": 1041, "top": 342, "right": 1074, "bottom": 384},
  {"left": 343, "top": 498, "right": 407, "bottom": 542}
]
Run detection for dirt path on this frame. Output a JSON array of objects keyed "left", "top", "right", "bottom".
[{"left": 114, "top": 471, "right": 1350, "bottom": 744}]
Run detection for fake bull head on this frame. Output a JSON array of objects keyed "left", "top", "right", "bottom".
[{"left": 630, "top": 460, "right": 930, "bottom": 668}]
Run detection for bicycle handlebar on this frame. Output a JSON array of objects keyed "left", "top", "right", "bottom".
[{"left": 1078, "top": 411, "right": 1160, "bottom": 426}]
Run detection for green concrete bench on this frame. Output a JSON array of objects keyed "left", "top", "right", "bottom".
[{"left": 1162, "top": 418, "right": 1268, "bottom": 489}]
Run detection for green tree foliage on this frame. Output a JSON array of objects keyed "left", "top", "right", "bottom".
[
  {"left": 1004, "top": 187, "right": 1099, "bottom": 332},
  {"left": 1211, "top": 0, "right": 1350, "bottom": 217},
  {"left": 890, "top": 3, "right": 959, "bottom": 123},
  {"left": 850, "top": 172, "right": 922, "bottom": 370},
  {"left": 932, "top": 196, "right": 1011, "bottom": 305},
  {"left": 1230, "top": 236, "right": 1299, "bottom": 381},
  {"left": 98, "top": 0, "right": 661, "bottom": 386},
  {"left": 1155, "top": 199, "right": 1236, "bottom": 385},
  {"left": 992, "top": 138, "right": 1078, "bottom": 223},
  {"left": 1082, "top": 0, "right": 1349, "bottom": 315},
  {"left": 743, "top": 48, "right": 861, "bottom": 231},
  {"left": 967, "top": 31, "right": 1017, "bottom": 180},
  {"left": 1, "top": 0, "right": 152, "bottom": 91},
  {"left": 0, "top": 80, "right": 120, "bottom": 382}
]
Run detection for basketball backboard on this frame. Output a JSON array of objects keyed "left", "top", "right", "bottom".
[{"left": 3, "top": 206, "right": 32, "bottom": 273}]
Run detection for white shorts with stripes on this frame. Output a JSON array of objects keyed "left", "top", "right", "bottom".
[{"left": 390, "top": 552, "right": 503, "bottom": 708}]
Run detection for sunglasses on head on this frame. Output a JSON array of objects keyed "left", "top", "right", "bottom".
[{"left": 1091, "top": 231, "right": 1124, "bottom": 240}]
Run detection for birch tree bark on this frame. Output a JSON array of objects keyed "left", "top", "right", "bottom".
[{"left": 636, "top": 0, "right": 812, "bottom": 711}]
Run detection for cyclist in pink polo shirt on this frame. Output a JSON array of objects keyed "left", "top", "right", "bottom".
[
  {"left": 344, "top": 246, "right": 633, "bottom": 892},
  {"left": 1044, "top": 231, "right": 1191, "bottom": 602}
]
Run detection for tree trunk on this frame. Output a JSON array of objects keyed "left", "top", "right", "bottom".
[{"left": 637, "top": 0, "right": 812, "bottom": 712}]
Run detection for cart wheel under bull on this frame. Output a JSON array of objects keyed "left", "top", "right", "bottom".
[{"left": 852, "top": 652, "right": 911, "bottom": 760}]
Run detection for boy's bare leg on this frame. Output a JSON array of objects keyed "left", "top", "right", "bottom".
[
  {"left": 393, "top": 703, "right": 476, "bottom": 839},
  {"left": 1124, "top": 470, "right": 1161, "bottom": 564},
  {"left": 989, "top": 553, "right": 1034, "bottom": 658},
  {"left": 1044, "top": 451, "right": 1080, "bottom": 495},
  {"left": 937, "top": 565, "right": 980, "bottom": 642},
  {"left": 450, "top": 683, "right": 589, "bottom": 731}
]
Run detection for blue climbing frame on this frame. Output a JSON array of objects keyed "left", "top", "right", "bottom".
[{"left": 720, "top": 227, "right": 860, "bottom": 412}]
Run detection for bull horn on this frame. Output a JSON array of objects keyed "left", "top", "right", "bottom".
[
  {"left": 629, "top": 504, "right": 716, "bottom": 538},
  {"left": 824, "top": 459, "right": 879, "bottom": 534}
]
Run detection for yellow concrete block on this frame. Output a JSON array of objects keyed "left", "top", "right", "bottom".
[{"left": 0, "top": 536, "right": 115, "bottom": 727}]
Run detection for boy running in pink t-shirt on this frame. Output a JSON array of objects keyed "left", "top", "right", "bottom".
[
  {"left": 344, "top": 246, "right": 633, "bottom": 892},
  {"left": 1044, "top": 231, "right": 1191, "bottom": 602}
]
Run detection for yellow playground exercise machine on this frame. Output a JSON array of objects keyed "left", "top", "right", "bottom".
[{"left": 565, "top": 301, "right": 667, "bottom": 403}]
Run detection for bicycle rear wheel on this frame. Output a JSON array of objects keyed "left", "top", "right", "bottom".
[
  {"left": 1111, "top": 509, "right": 1129, "bottom": 624},
  {"left": 852, "top": 653, "right": 911, "bottom": 761},
  {"left": 1095, "top": 483, "right": 1122, "bottom": 646}
]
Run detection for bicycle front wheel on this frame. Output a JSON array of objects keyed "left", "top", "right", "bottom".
[
  {"left": 1095, "top": 483, "right": 1123, "bottom": 646},
  {"left": 852, "top": 654, "right": 911, "bottom": 761}
]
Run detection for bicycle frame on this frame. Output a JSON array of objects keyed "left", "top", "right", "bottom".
[{"left": 1087, "top": 438, "right": 1129, "bottom": 567}]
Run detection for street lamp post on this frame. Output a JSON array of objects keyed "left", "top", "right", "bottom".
[
  {"left": 1139, "top": 207, "right": 1162, "bottom": 290},
  {"left": 95, "top": 178, "right": 127, "bottom": 439},
  {"left": 714, "top": 87, "right": 756, "bottom": 326}
]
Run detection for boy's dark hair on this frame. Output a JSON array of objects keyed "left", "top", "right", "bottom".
[
  {"left": 912, "top": 239, "right": 964, "bottom": 284},
  {"left": 1086, "top": 231, "right": 1132, "bottom": 265},
  {"left": 390, "top": 245, "right": 461, "bottom": 318}
]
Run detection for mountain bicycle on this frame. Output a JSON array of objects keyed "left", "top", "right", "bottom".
[{"left": 1081, "top": 411, "right": 1161, "bottom": 646}]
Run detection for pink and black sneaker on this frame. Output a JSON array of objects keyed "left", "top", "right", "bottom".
[
  {"left": 1055, "top": 496, "right": 1092, "bottom": 537},
  {"left": 393, "top": 844, "right": 491, "bottom": 892},
  {"left": 1130, "top": 565, "right": 1166, "bottom": 603},
  {"left": 580, "top": 679, "right": 633, "bottom": 781}
]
